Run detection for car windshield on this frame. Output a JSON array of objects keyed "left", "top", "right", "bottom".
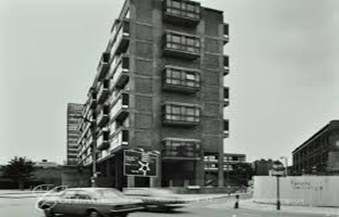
[{"left": 94, "top": 189, "right": 125, "bottom": 199}]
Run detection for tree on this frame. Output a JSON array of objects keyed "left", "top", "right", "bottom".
[{"left": 3, "top": 157, "right": 35, "bottom": 190}]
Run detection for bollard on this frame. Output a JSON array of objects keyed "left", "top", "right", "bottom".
[{"left": 234, "top": 194, "right": 239, "bottom": 209}]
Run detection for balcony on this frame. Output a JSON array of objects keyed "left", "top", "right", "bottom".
[
  {"left": 97, "top": 53, "right": 110, "bottom": 80},
  {"left": 110, "top": 128, "right": 129, "bottom": 153},
  {"left": 111, "top": 55, "right": 129, "bottom": 89},
  {"left": 162, "top": 66, "right": 200, "bottom": 94},
  {"left": 223, "top": 55, "right": 229, "bottom": 76},
  {"left": 97, "top": 105, "right": 110, "bottom": 127},
  {"left": 162, "top": 103, "right": 200, "bottom": 127},
  {"left": 224, "top": 87, "right": 229, "bottom": 107},
  {"left": 110, "top": 92, "right": 129, "bottom": 122},
  {"left": 110, "top": 19, "right": 130, "bottom": 56},
  {"left": 224, "top": 119, "right": 229, "bottom": 138},
  {"left": 223, "top": 23, "right": 229, "bottom": 44},
  {"left": 162, "top": 0, "right": 201, "bottom": 27},
  {"left": 163, "top": 31, "right": 200, "bottom": 60},
  {"left": 162, "top": 138, "right": 201, "bottom": 160},
  {"left": 97, "top": 129, "right": 110, "bottom": 151},
  {"left": 97, "top": 80, "right": 110, "bottom": 104}
]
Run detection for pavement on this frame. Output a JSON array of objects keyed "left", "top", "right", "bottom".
[
  {"left": 207, "top": 198, "right": 339, "bottom": 216},
  {"left": 0, "top": 189, "right": 234, "bottom": 200},
  {"left": 0, "top": 190, "right": 50, "bottom": 199},
  {"left": 0, "top": 196, "right": 337, "bottom": 217}
]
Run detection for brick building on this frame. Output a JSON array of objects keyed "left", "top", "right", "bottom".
[
  {"left": 77, "top": 0, "right": 229, "bottom": 189},
  {"left": 292, "top": 120, "right": 339, "bottom": 175}
]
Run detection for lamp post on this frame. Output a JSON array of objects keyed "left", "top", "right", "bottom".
[
  {"left": 280, "top": 156, "right": 288, "bottom": 176},
  {"left": 71, "top": 114, "right": 98, "bottom": 187}
]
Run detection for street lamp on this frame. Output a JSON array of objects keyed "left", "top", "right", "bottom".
[
  {"left": 279, "top": 156, "right": 288, "bottom": 176},
  {"left": 71, "top": 114, "right": 98, "bottom": 187}
]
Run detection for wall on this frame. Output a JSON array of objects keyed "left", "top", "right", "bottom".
[{"left": 253, "top": 176, "right": 339, "bottom": 207}]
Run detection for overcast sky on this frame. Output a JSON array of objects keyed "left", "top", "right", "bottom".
[{"left": 1, "top": 0, "right": 338, "bottom": 165}]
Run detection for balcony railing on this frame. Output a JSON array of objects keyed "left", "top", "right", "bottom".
[
  {"left": 223, "top": 23, "right": 229, "bottom": 44},
  {"left": 162, "top": 0, "right": 201, "bottom": 26},
  {"left": 97, "top": 129, "right": 110, "bottom": 151},
  {"left": 224, "top": 119, "right": 229, "bottom": 138},
  {"left": 162, "top": 103, "right": 200, "bottom": 127},
  {"left": 224, "top": 55, "right": 229, "bottom": 76},
  {"left": 110, "top": 19, "right": 130, "bottom": 57},
  {"left": 162, "top": 138, "right": 201, "bottom": 160},
  {"left": 97, "top": 53, "right": 110, "bottom": 80},
  {"left": 97, "top": 80, "right": 110, "bottom": 104},
  {"left": 97, "top": 105, "right": 110, "bottom": 127},
  {"left": 162, "top": 66, "right": 200, "bottom": 94},
  {"left": 111, "top": 55, "right": 129, "bottom": 89},
  {"left": 110, "top": 92, "right": 129, "bottom": 122},
  {"left": 163, "top": 31, "right": 201, "bottom": 60},
  {"left": 110, "top": 128, "right": 129, "bottom": 154},
  {"left": 224, "top": 87, "right": 229, "bottom": 107}
]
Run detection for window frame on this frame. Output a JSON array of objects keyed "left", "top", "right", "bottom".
[{"left": 162, "top": 139, "right": 201, "bottom": 158}]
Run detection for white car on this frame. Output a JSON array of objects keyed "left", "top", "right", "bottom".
[{"left": 123, "top": 188, "right": 189, "bottom": 211}]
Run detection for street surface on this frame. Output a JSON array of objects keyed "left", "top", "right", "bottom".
[{"left": 0, "top": 196, "right": 338, "bottom": 217}]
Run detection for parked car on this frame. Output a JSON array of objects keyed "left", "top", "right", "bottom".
[
  {"left": 37, "top": 187, "right": 144, "bottom": 217},
  {"left": 123, "top": 188, "right": 189, "bottom": 211}
]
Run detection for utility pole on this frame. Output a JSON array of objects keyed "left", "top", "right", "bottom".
[
  {"left": 90, "top": 118, "right": 98, "bottom": 187},
  {"left": 72, "top": 92, "right": 98, "bottom": 187},
  {"left": 277, "top": 175, "right": 280, "bottom": 210}
]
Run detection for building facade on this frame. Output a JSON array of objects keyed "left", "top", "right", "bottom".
[
  {"left": 292, "top": 120, "right": 339, "bottom": 175},
  {"left": 77, "top": 0, "right": 229, "bottom": 189},
  {"left": 205, "top": 153, "right": 251, "bottom": 187},
  {"left": 67, "top": 103, "right": 83, "bottom": 165}
]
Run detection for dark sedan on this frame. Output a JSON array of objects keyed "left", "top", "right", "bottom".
[{"left": 37, "top": 187, "right": 144, "bottom": 217}]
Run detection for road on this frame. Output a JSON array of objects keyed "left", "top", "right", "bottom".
[{"left": 0, "top": 196, "right": 337, "bottom": 217}]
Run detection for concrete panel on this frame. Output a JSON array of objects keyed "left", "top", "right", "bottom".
[
  {"left": 253, "top": 176, "right": 339, "bottom": 207},
  {"left": 136, "top": 41, "right": 153, "bottom": 59},
  {"left": 135, "top": 113, "right": 152, "bottom": 129},
  {"left": 136, "top": 24, "right": 153, "bottom": 41},
  {"left": 135, "top": 59, "right": 153, "bottom": 76},
  {"left": 134, "top": 130, "right": 152, "bottom": 147},
  {"left": 135, "top": 77, "right": 153, "bottom": 94},
  {"left": 205, "top": 38, "right": 219, "bottom": 53},
  {"left": 204, "top": 103, "right": 219, "bottom": 117}
]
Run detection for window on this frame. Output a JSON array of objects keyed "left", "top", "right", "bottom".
[
  {"left": 164, "top": 32, "right": 200, "bottom": 54},
  {"left": 164, "top": 0, "right": 200, "bottom": 20},
  {"left": 163, "top": 139, "right": 200, "bottom": 158},
  {"left": 163, "top": 103, "right": 200, "bottom": 124},
  {"left": 163, "top": 67, "right": 200, "bottom": 89}
]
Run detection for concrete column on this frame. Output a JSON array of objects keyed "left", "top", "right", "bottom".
[
  {"left": 195, "top": 160, "right": 205, "bottom": 187},
  {"left": 150, "top": 154, "right": 161, "bottom": 187},
  {"left": 127, "top": 176, "right": 135, "bottom": 187},
  {"left": 218, "top": 153, "right": 224, "bottom": 188}
]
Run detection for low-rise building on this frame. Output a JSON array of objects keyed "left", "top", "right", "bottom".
[{"left": 292, "top": 120, "right": 339, "bottom": 175}]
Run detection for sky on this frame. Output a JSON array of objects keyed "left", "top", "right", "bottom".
[{"left": 1, "top": 0, "right": 339, "bottom": 165}]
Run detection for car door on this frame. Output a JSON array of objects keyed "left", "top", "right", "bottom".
[
  {"left": 73, "top": 191, "right": 94, "bottom": 216},
  {"left": 53, "top": 190, "right": 78, "bottom": 215}
]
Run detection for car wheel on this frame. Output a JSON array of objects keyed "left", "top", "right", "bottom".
[
  {"left": 87, "top": 210, "right": 101, "bottom": 217},
  {"left": 43, "top": 208, "right": 55, "bottom": 217},
  {"left": 118, "top": 213, "right": 128, "bottom": 217}
]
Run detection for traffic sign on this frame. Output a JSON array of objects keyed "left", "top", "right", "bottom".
[
  {"left": 270, "top": 169, "right": 285, "bottom": 177},
  {"left": 124, "top": 150, "right": 158, "bottom": 177},
  {"left": 272, "top": 162, "right": 285, "bottom": 171}
]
